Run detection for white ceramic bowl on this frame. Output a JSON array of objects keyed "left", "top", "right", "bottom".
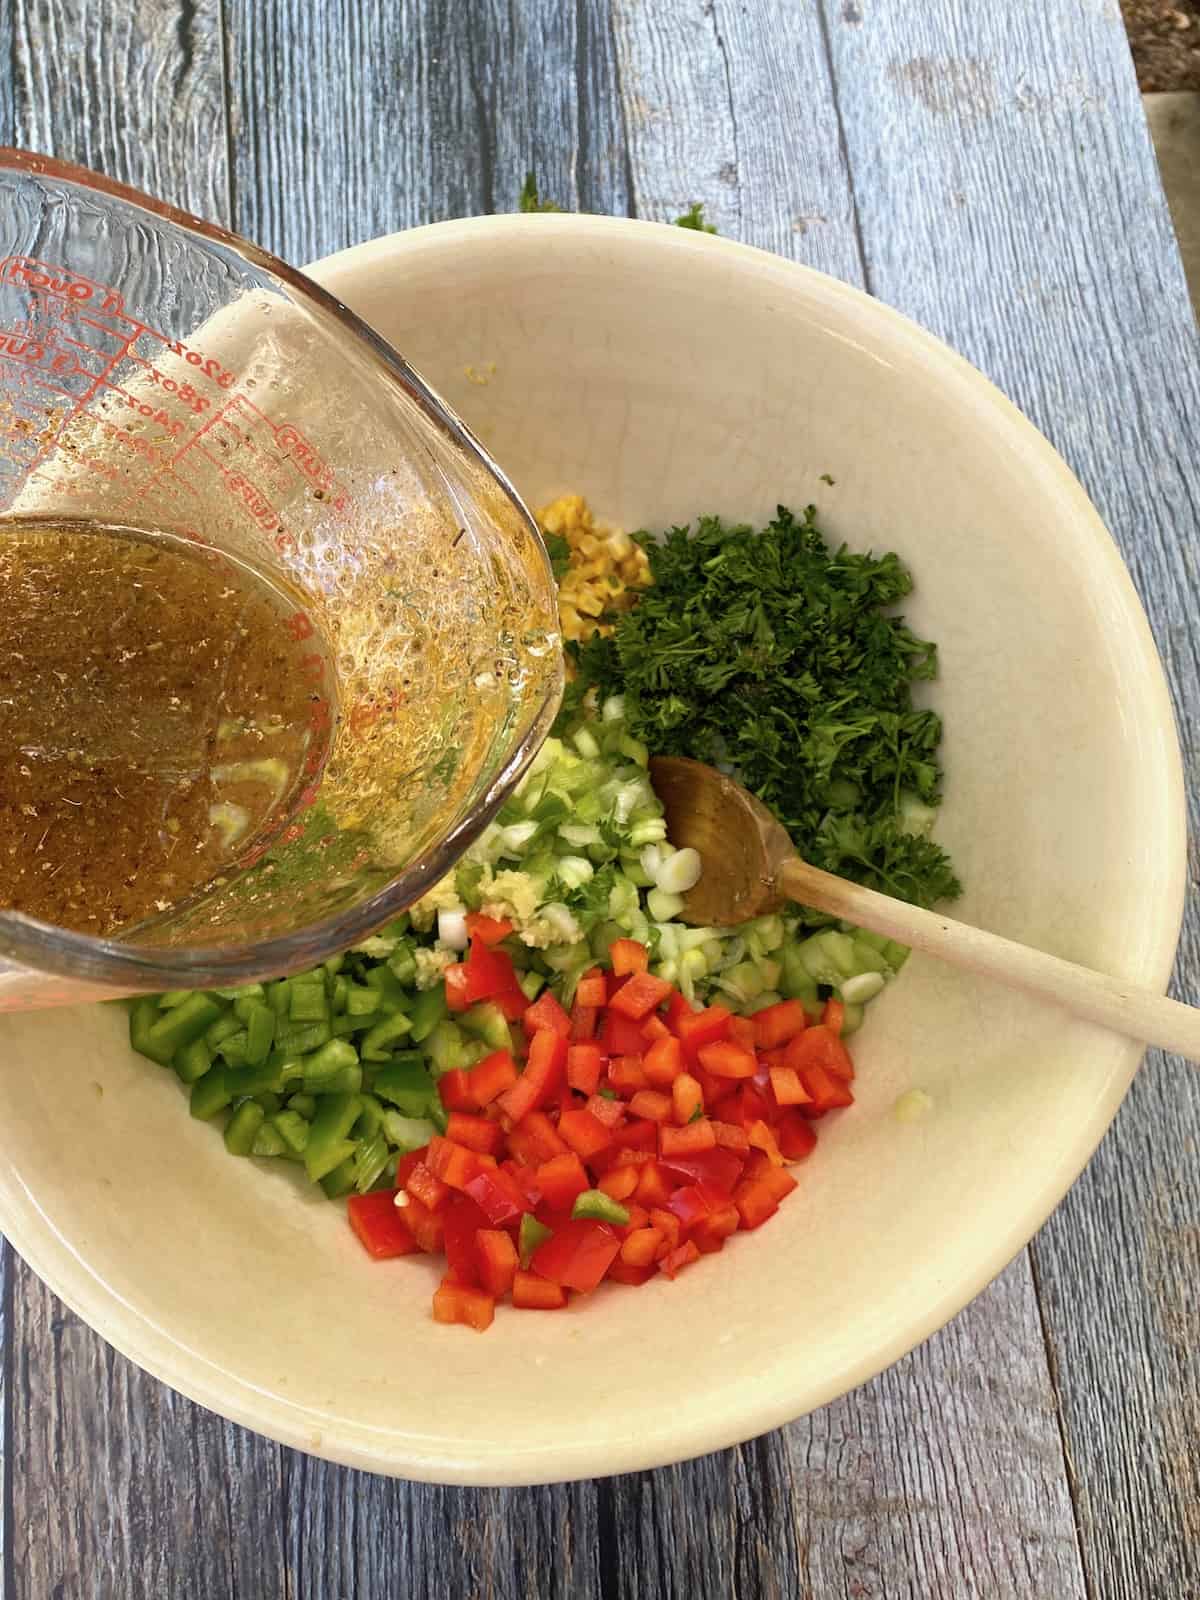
[{"left": 0, "top": 216, "right": 1184, "bottom": 1485}]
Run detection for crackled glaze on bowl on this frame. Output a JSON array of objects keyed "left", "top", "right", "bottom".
[{"left": 0, "top": 216, "right": 1183, "bottom": 1484}]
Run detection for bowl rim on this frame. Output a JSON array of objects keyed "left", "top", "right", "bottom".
[{"left": 2, "top": 212, "right": 1186, "bottom": 1485}]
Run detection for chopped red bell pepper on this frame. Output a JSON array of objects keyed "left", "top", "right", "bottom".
[
  {"left": 753, "top": 998, "right": 808, "bottom": 1049},
  {"left": 468, "top": 1048, "right": 519, "bottom": 1107},
  {"left": 405, "top": 1159, "right": 450, "bottom": 1213},
  {"left": 768, "top": 1065, "right": 810, "bottom": 1107},
  {"left": 446, "top": 1111, "right": 503, "bottom": 1155},
  {"left": 394, "top": 1146, "right": 428, "bottom": 1190},
  {"left": 558, "top": 1107, "right": 613, "bottom": 1162},
  {"left": 512, "top": 1268, "right": 567, "bottom": 1309},
  {"left": 671, "top": 1072, "right": 704, "bottom": 1125},
  {"left": 426, "top": 1135, "right": 486, "bottom": 1191},
  {"left": 476, "top": 1228, "right": 518, "bottom": 1297},
  {"left": 659, "top": 1118, "right": 717, "bottom": 1157},
  {"left": 601, "top": 1008, "right": 649, "bottom": 1057},
  {"left": 608, "top": 1260, "right": 656, "bottom": 1286},
  {"left": 599, "top": 1164, "right": 640, "bottom": 1202},
  {"left": 798, "top": 1061, "right": 856, "bottom": 1114},
  {"left": 464, "top": 1165, "right": 526, "bottom": 1227},
  {"left": 697, "top": 1039, "right": 757, "bottom": 1079},
  {"left": 569, "top": 1002, "right": 599, "bottom": 1041},
  {"left": 628, "top": 1088, "right": 673, "bottom": 1124},
  {"left": 608, "top": 970, "right": 674, "bottom": 1020},
  {"left": 347, "top": 1191, "right": 418, "bottom": 1259},
  {"left": 733, "top": 1163, "right": 797, "bottom": 1230},
  {"left": 575, "top": 968, "right": 607, "bottom": 1008},
  {"left": 675, "top": 1004, "right": 733, "bottom": 1060},
  {"left": 496, "top": 1027, "right": 567, "bottom": 1123},
  {"left": 443, "top": 963, "right": 471, "bottom": 1012},
  {"left": 531, "top": 1218, "right": 621, "bottom": 1292},
  {"left": 642, "top": 1034, "right": 684, "bottom": 1087},
  {"left": 821, "top": 997, "right": 845, "bottom": 1036},
  {"left": 775, "top": 1109, "right": 818, "bottom": 1161},
  {"left": 566, "top": 1041, "right": 604, "bottom": 1096},
  {"left": 432, "top": 1280, "right": 494, "bottom": 1331},
  {"left": 400, "top": 1193, "right": 445, "bottom": 1254},
  {"left": 465, "top": 912, "right": 514, "bottom": 945},
  {"left": 656, "top": 1145, "right": 746, "bottom": 1194},
  {"left": 524, "top": 989, "right": 572, "bottom": 1038},
  {"left": 462, "top": 936, "right": 520, "bottom": 1004},
  {"left": 783, "top": 1024, "right": 855, "bottom": 1082},
  {"left": 442, "top": 1193, "right": 489, "bottom": 1284},
  {"left": 438, "top": 1068, "right": 477, "bottom": 1113},
  {"left": 535, "top": 1152, "right": 591, "bottom": 1211},
  {"left": 584, "top": 1093, "right": 626, "bottom": 1131},
  {"left": 657, "top": 1239, "right": 701, "bottom": 1279},
  {"left": 610, "top": 938, "right": 649, "bottom": 976}
]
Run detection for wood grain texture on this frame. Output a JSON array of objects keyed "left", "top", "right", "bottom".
[
  {"left": 1, "top": 9, "right": 287, "bottom": 1600},
  {"left": 226, "top": 0, "right": 630, "bottom": 265},
  {"left": 610, "top": 0, "right": 863, "bottom": 280},
  {"left": 1, "top": 0, "right": 1198, "bottom": 1597},
  {"left": 10, "top": 1258, "right": 288, "bottom": 1600},
  {"left": 5, "top": 0, "right": 230, "bottom": 222},
  {"left": 819, "top": 0, "right": 1200, "bottom": 1593}
]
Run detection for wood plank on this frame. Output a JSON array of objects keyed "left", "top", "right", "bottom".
[
  {"left": 610, "top": 0, "right": 864, "bottom": 278},
  {"left": 282, "top": 1454, "right": 603, "bottom": 1600},
  {"left": 819, "top": 2, "right": 1200, "bottom": 1594},
  {"left": 226, "top": 0, "right": 630, "bottom": 265},
  {"left": 10, "top": 1258, "right": 288, "bottom": 1600},
  {"left": 1, "top": 9, "right": 288, "bottom": 1599},
  {"left": 602, "top": 1261, "right": 1083, "bottom": 1600},
  {"left": 6, "top": 0, "right": 230, "bottom": 220}
]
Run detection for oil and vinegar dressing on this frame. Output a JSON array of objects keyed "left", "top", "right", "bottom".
[{"left": 0, "top": 518, "right": 331, "bottom": 936}]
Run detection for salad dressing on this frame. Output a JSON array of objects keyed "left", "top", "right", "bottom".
[{"left": 0, "top": 517, "right": 331, "bottom": 935}]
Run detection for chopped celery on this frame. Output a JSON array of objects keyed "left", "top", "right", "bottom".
[
  {"left": 422, "top": 1020, "right": 469, "bottom": 1075},
  {"left": 319, "top": 1154, "right": 359, "bottom": 1198},
  {"left": 459, "top": 1002, "right": 512, "bottom": 1051},
  {"left": 381, "top": 1110, "right": 437, "bottom": 1152}
]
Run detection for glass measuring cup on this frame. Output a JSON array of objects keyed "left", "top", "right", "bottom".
[{"left": 0, "top": 150, "right": 562, "bottom": 1010}]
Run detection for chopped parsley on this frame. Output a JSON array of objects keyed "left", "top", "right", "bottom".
[
  {"left": 673, "top": 202, "right": 717, "bottom": 233},
  {"left": 517, "top": 175, "right": 718, "bottom": 235},
  {"left": 518, "top": 173, "right": 562, "bottom": 213},
  {"left": 564, "top": 505, "right": 960, "bottom": 914}
]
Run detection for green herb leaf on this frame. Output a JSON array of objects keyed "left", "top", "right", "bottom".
[
  {"left": 542, "top": 530, "right": 571, "bottom": 582},
  {"left": 565, "top": 504, "right": 960, "bottom": 915},
  {"left": 518, "top": 172, "right": 563, "bottom": 213},
  {"left": 674, "top": 202, "right": 717, "bottom": 233}
]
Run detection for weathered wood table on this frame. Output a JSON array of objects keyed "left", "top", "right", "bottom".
[{"left": 2, "top": 3, "right": 1198, "bottom": 1596}]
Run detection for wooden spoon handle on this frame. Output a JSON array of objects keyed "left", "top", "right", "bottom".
[{"left": 779, "top": 856, "right": 1200, "bottom": 1062}]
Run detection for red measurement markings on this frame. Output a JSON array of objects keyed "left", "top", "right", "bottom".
[{"left": 348, "top": 686, "right": 406, "bottom": 737}]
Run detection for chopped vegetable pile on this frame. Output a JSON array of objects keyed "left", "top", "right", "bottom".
[
  {"left": 564, "top": 504, "right": 961, "bottom": 913},
  {"left": 348, "top": 933, "right": 855, "bottom": 1330},
  {"left": 126, "top": 492, "right": 957, "bottom": 1330}
]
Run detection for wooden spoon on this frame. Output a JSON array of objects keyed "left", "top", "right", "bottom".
[{"left": 648, "top": 755, "right": 1200, "bottom": 1061}]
